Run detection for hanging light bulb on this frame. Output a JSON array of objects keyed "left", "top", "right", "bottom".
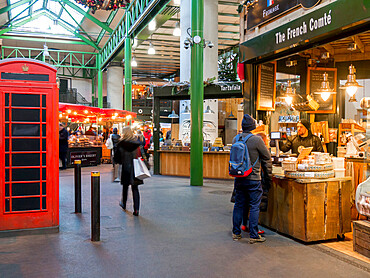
[
  {"left": 132, "top": 37, "right": 138, "bottom": 48},
  {"left": 340, "top": 64, "right": 363, "bottom": 102},
  {"left": 173, "top": 21, "right": 181, "bottom": 36},
  {"left": 148, "top": 42, "right": 155, "bottom": 55},
  {"left": 43, "top": 43, "right": 50, "bottom": 57},
  {"left": 314, "top": 72, "right": 336, "bottom": 101},
  {"left": 131, "top": 56, "right": 137, "bottom": 67},
  {"left": 284, "top": 80, "right": 296, "bottom": 105},
  {"left": 148, "top": 20, "right": 156, "bottom": 31}
]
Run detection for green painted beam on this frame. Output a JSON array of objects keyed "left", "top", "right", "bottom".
[
  {"left": 218, "top": 12, "right": 239, "bottom": 17},
  {"left": 218, "top": 1, "right": 239, "bottom": 6},
  {"left": 0, "top": 10, "right": 43, "bottom": 36},
  {"left": 55, "top": 4, "right": 96, "bottom": 44},
  {"left": 43, "top": 11, "right": 100, "bottom": 50},
  {"left": 0, "top": 0, "right": 30, "bottom": 15},
  {"left": 0, "top": 34, "right": 89, "bottom": 45},
  {"left": 58, "top": 0, "right": 113, "bottom": 33},
  {"left": 124, "top": 14, "right": 132, "bottom": 112},
  {"left": 96, "top": 9, "right": 118, "bottom": 45}
]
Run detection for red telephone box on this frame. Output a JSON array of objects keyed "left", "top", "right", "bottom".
[{"left": 0, "top": 59, "right": 59, "bottom": 232}]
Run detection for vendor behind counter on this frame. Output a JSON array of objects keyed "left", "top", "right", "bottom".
[{"left": 278, "top": 120, "right": 323, "bottom": 155}]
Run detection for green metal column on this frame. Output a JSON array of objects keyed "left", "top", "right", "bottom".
[
  {"left": 190, "top": 0, "right": 204, "bottom": 186},
  {"left": 153, "top": 96, "right": 160, "bottom": 175},
  {"left": 124, "top": 13, "right": 132, "bottom": 111},
  {"left": 91, "top": 76, "right": 95, "bottom": 105},
  {"left": 97, "top": 55, "right": 103, "bottom": 108}
]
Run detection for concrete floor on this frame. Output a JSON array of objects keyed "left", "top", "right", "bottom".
[{"left": 0, "top": 164, "right": 369, "bottom": 278}]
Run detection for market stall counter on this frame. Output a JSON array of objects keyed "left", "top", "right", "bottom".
[
  {"left": 260, "top": 171, "right": 352, "bottom": 242},
  {"left": 158, "top": 150, "right": 232, "bottom": 180}
]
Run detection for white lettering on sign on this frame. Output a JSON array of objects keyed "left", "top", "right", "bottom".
[
  {"left": 263, "top": 4, "right": 280, "bottom": 18},
  {"left": 275, "top": 10, "right": 332, "bottom": 45},
  {"left": 220, "top": 84, "right": 241, "bottom": 91}
]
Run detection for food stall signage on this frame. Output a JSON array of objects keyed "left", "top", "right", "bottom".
[
  {"left": 275, "top": 10, "right": 331, "bottom": 45},
  {"left": 247, "top": 0, "right": 321, "bottom": 30},
  {"left": 240, "top": 0, "right": 370, "bottom": 63}
]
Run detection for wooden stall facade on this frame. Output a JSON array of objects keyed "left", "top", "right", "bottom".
[{"left": 260, "top": 176, "right": 352, "bottom": 242}]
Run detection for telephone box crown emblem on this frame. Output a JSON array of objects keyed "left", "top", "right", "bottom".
[{"left": 22, "top": 64, "right": 29, "bottom": 72}]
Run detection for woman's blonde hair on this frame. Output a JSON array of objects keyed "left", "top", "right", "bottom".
[{"left": 121, "top": 127, "right": 135, "bottom": 141}]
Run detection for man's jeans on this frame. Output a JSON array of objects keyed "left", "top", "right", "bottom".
[{"left": 232, "top": 179, "right": 263, "bottom": 239}]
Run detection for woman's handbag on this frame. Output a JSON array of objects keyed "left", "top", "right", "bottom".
[
  {"left": 134, "top": 158, "right": 151, "bottom": 180},
  {"left": 105, "top": 135, "right": 113, "bottom": 149}
]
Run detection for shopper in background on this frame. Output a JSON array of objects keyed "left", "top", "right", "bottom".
[
  {"left": 59, "top": 123, "right": 69, "bottom": 170},
  {"left": 143, "top": 125, "right": 152, "bottom": 157},
  {"left": 115, "top": 127, "right": 143, "bottom": 216},
  {"left": 232, "top": 114, "right": 272, "bottom": 243},
  {"left": 111, "top": 127, "right": 121, "bottom": 182}
]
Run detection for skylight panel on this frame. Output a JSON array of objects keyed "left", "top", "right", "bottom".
[
  {"left": 19, "top": 15, "right": 72, "bottom": 35},
  {"left": 64, "top": 5, "right": 85, "bottom": 23},
  {"left": 60, "top": 11, "right": 76, "bottom": 27},
  {"left": 32, "top": 0, "right": 44, "bottom": 12},
  {"left": 47, "top": 0, "right": 61, "bottom": 15},
  {"left": 9, "top": 4, "right": 29, "bottom": 20}
]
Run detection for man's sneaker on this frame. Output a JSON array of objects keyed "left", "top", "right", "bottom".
[
  {"left": 232, "top": 233, "right": 242, "bottom": 241},
  {"left": 249, "top": 235, "right": 266, "bottom": 244},
  {"left": 241, "top": 225, "right": 265, "bottom": 235}
]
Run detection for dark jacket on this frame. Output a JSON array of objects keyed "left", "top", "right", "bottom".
[
  {"left": 279, "top": 132, "right": 323, "bottom": 155},
  {"left": 232, "top": 132, "right": 272, "bottom": 186},
  {"left": 111, "top": 133, "right": 121, "bottom": 149},
  {"left": 115, "top": 139, "right": 143, "bottom": 187},
  {"left": 59, "top": 128, "right": 69, "bottom": 152}
]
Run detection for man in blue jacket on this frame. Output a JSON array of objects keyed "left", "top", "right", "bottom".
[{"left": 232, "top": 114, "right": 272, "bottom": 243}]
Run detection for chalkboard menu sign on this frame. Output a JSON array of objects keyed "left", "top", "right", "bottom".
[
  {"left": 257, "top": 62, "right": 276, "bottom": 111},
  {"left": 307, "top": 67, "right": 337, "bottom": 113}
]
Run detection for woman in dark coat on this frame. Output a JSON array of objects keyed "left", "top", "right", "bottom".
[{"left": 114, "top": 127, "right": 143, "bottom": 216}]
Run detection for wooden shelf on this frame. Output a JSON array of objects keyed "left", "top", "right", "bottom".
[{"left": 338, "top": 123, "right": 366, "bottom": 146}]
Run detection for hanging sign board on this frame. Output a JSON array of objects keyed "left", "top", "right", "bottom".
[
  {"left": 247, "top": 0, "right": 321, "bottom": 30},
  {"left": 307, "top": 67, "right": 337, "bottom": 114},
  {"left": 257, "top": 62, "right": 276, "bottom": 111}
]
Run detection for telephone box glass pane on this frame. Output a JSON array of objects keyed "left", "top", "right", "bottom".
[
  {"left": 42, "top": 139, "right": 46, "bottom": 151},
  {"left": 5, "top": 139, "right": 9, "bottom": 151},
  {"left": 42, "top": 124, "right": 46, "bottom": 136},
  {"left": 5, "top": 124, "right": 9, "bottom": 136},
  {"left": 5, "top": 93, "right": 9, "bottom": 106},
  {"left": 12, "top": 197, "right": 40, "bottom": 211},
  {"left": 42, "top": 197, "right": 46, "bottom": 210},
  {"left": 42, "top": 168, "right": 46, "bottom": 180},
  {"left": 12, "top": 109, "right": 40, "bottom": 122},
  {"left": 42, "top": 95, "right": 46, "bottom": 107},
  {"left": 42, "top": 182, "right": 46, "bottom": 195},
  {"left": 42, "top": 110, "right": 46, "bottom": 122},
  {"left": 42, "top": 153, "right": 46, "bottom": 166},
  {"left": 5, "top": 153, "right": 9, "bottom": 166},
  {"left": 12, "top": 183, "right": 40, "bottom": 196},
  {"left": 5, "top": 199, "right": 10, "bottom": 212},
  {"left": 5, "top": 109, "right": 9, "bottom": 121},
  {"left": 12, "top": 139, "right": 40, "bottom": 151},
  {"left": 12, "top": 168, "right": 40, "bottom": 181},
  {"left": 12, "top": 124, "right": 40, "bottom": 137},
  {"left": 12, "top": 153, "right": 40, "bottom": 166},
  {"left": 5, "top": 184, "right": 9, "bottom": 197},
  {"left": 5, "top": 169, "right": 9, "bottom": 182},
  {"left": 12, "top": 94, "right": 40, "bottom": 107}
]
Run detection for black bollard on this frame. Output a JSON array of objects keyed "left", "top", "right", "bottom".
[
  {"left": 91, "top": 171, "right": 100, "bottom": 242},
  {"left": 74, "top": 160, "right": 82, "bottom": 213}
]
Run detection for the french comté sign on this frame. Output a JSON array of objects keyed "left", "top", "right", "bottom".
[
  {"left": 247, "top": 0, "right": 321, "bottom": 30},
  {"left": 240, "top": 0, "right": 370, "bottom": 63}
]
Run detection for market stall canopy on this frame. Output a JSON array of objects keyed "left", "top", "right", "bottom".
[{"left": 59, "top": 103, "right": 136, "bottom": 123}]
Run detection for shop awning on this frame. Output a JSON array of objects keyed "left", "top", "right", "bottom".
[{"left": 58, "top": 103, "right": 136, "bottom": 123}]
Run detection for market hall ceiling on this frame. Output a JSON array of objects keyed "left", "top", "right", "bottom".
[{"left": 0, "top": 0, "right": 240, "bottom": 78}]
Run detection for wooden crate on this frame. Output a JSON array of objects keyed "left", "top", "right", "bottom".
[
  {"left": 260, "top": 177, "right": 352, "bottom": 242},
  {"left": 353, "top": 220, "right": 370, "bottom": 258}
]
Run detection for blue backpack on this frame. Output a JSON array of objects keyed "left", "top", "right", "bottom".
[{"left": 229, "top": 134, "right": 258, "bottom": 177}]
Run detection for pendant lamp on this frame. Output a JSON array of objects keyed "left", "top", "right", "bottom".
[
  {"left": 314, "top": 72, "right": 336, "bottom": 101},
  {"left": 339, "top": 64, "right": 363, "bottom": 102},
  {"left": 168, "top": 110, "right": 179, "bottom": 118},
  {"left": 284, "top": 80, "right": 296, "bottom": 105}
]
